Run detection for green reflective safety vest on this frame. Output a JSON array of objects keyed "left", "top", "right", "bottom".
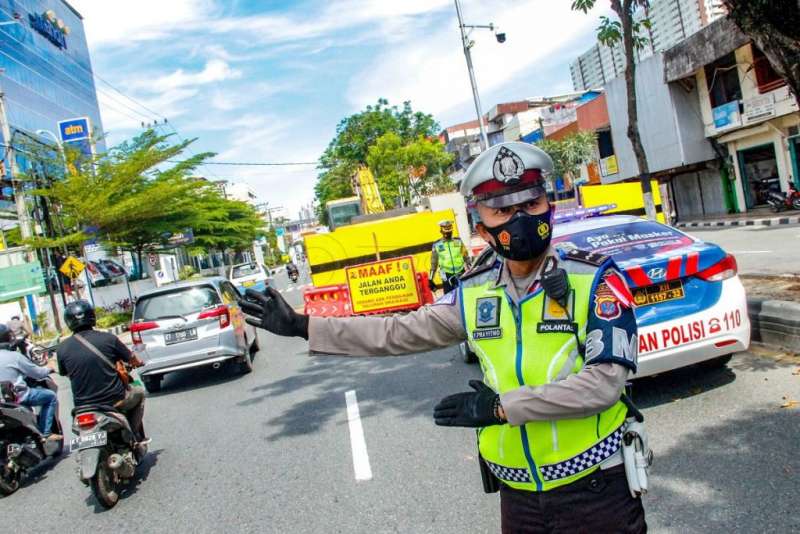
[
  {"left": 435, "top": 239, "right": 466, "bottom": 275},
  {"left": 460, "top": 257, "right": 627, "bottom": 492}
]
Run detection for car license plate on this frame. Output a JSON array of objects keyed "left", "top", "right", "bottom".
[
  {"left": 70, "top": 431, "right": 107, "bottom": 451},
  {"left": 633, "top": 280, "right": 685, "bottom": 306},
  {"left": 243, "top": 280, "right": 255, "bottom": 287},
  {"left": 164, "top": 328, "right": 198, "bottom": 345}
]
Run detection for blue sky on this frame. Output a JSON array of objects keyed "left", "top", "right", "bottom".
[{"left": 70, "top": 0, "right": 607, "bottom": 218}]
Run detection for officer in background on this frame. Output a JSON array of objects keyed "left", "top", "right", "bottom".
[
  {"left": 242, "top": 142, "right": 646, "bottom": 533},
  {"left": 429, "top": 220, "right": 471, "bottom": 294}
]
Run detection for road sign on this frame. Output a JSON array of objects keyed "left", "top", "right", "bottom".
[
  {"left": 345, "top": 256, "right": 420, "bottom": 315},
  {"left": 0, "top": 262, "right": 46, "bottom": 302},
  {"left": 59, "top": 256, "right": 85, "bottom": 279}
]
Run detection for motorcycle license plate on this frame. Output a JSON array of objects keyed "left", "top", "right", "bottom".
[
  {"left": 242, "top": 280, "right": 256, "bottom": 287},
  {"left": 70, "top": 431, "right": 107, "bottom": 451},
  {"left": 164, "top": 328, "right": 198, "bottom": 345}
]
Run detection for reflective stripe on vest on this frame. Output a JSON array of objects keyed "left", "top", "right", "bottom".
[
  {"left": 461, "top": 262, "right": 627, "bottom": 492},
  {"left": 435, "top": 239, "right": 465, "bottom": 274}
]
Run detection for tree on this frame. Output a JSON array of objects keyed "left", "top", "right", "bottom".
[
  {"left": 315, "top": 99, "right": 440, "bottom": 224},
  {"left": 724, "top": 0, "right": 800, "bottom": 103},
  {"left": 537, "top": 131, "right": 598, "bottom": 196},
  {"left": 27, "top": 130, "right": 263, "bottom": 278},
  {"left": 571, "top": 0, "right": 657, "bottom": 221},
  {"left": 366, "top": 133, "right": 455, "bottom": 208}
]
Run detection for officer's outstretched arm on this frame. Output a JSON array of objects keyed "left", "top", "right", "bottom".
[
  {"left": 242, "top": 286, "right": 467, "bottom": 356},
  {"left": 500, "top": 270, "right": 638, "bottom": 426}
]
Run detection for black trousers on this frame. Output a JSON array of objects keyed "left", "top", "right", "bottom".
[{"left": 499, "top": 466, "right": 647, "bottom": 534}]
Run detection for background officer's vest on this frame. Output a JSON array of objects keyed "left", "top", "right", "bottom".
[
  {"left": 460, "top": 258, "right": 627, "bottom": 492},
  {"left": 435, "top": 239, "right": 465, "bottom": 274}
]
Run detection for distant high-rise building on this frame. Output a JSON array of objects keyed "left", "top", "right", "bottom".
[{"left": 570, "top": 0, "right": 718, "bottom": 91}]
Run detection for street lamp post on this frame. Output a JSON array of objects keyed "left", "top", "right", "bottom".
[{"left": 453, "top": 0, "right": 506, "bottom": 152}]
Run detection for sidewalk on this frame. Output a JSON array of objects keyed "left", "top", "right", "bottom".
[{"left": 676, "top": 207, "right": 800, "bottom": 229}]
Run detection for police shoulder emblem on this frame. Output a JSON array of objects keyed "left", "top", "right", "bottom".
[
  {"left": 475, "top": 296, "right": 501, "bottom": 328},
  {"left": 492, "top": 147, "right": 525, "bottom": 183},
  {"left": 594, "top": 284, "right": 622, "bottom": 321}
]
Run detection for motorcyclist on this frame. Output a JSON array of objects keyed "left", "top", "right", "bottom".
[
  {"left": 56, "top": 300, "right": 149, "bottom": 445},
  {"left": 7, "top": 315, "right": 31, "bottom": 339},
  {"left": 0, "top": 324, "right": 61, "bottom": 440},
  {"left": 286, "top": 262, "right": 299, "bottom": 281}
]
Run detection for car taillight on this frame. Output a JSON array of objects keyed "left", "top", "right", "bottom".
[
  {"left": 198, "top": 306, "right": 231, "bottom": 329},
  {"left": 76, "top": 413, "right": 97, "bottom": 429},
  {"left": 130, "top": 321, "right": 159, "bottom": 343},
  {"left": 695, "top": 254, "right": 738, "bottom": 282}
]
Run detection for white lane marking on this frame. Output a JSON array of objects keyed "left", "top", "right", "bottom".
[
  {"left": 728, "top": 250, "right": 772, "bottom": 254},
  {"left": 345, "top": 390, "right": 373, "bottom": 482}
]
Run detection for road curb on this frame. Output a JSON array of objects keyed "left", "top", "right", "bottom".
[
  {"left": 747, "top": 298, "right": 800, "bottom": 353},
  {"left": 677, "top": 214, "right": 800, "bottom": 229}
]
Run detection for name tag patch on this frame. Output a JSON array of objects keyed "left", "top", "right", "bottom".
[
  {"left": 473, "top": 328, "right": 503, "bottom": 340},
  {"left": 537, "top": 321, "right": 578, "bottom": 334}
]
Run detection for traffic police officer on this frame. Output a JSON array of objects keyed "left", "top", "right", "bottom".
[
  {"left": 241, "top": 142, "right": 647, "bottom": 533},
  {"left": 429, "top": 220, "right": 471, "bottom": 294}
]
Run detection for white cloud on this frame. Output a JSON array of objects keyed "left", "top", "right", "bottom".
[
  {"left": 346, "top": 0, "right": 606, "bottom": 118},
  {"left": 68, "top": 0, "right": 215, "bottom": 47},
  {"left": 150, "top": 59, "right": 241, "bottom": 92}
]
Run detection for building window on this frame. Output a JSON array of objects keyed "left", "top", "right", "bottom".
[
  {"left": 705, "top": 53, "right": 741, "bottom": 108},
  {"left": 751, "top": 45, "right": 786, "bottom": 94},
  {"left": 597, "top": 130, "right": 615, "bottom": 159}
]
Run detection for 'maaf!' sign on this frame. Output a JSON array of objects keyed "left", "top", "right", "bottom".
[
  {"left": 58, "top": 117, "right": 91, "bottom": 143},
  {"left": 345, "top": 256, "right": 421, "bottom": 314}
]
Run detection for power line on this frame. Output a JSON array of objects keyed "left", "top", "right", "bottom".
[{"left": 167, "top": 160, "right": 318, "bottom": 166}]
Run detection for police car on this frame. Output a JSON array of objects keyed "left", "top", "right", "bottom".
[{"left": 553, "top": 215, "right": 750, "bottom": 378}]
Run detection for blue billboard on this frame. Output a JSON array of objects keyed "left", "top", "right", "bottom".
[{"left": 58, "top": 117, "right": 91, "bottom": 143}]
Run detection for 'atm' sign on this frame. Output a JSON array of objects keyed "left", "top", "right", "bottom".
[{"left": 58, "top": 117, "right": 91, "bottom": 143}]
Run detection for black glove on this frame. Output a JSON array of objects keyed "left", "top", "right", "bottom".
[
  {"left": 433, "top": 380, "right": 504, "bottom": 428},
  {"left": 429, "top": 279, "right": 437, "bottom": 291},
  {"left": 240, "top": 286, "right": 309, "bottom": 339}
]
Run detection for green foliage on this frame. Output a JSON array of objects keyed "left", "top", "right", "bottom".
[
  {"left": 178, "top": 265, "right": 197, "bottom": 280},
  {"left": 572, "top": 0, "right": 652, "bottom": 50},
  {"left": 25, "top": 130, "right": 265, "bottom": 277},
  {"left": 315, "top": 99, "right": 442, "bottom": 223},
  {"left": 95, "top": 309, "right": 132, "bottom": 329},
  {"left": 537, "top": 130, "right": 598, "bottom": 185},
  {"left": 366, "top": 133, "right": 454, "bottom": 208}
]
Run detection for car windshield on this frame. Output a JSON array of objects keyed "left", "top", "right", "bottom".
[
  {"left": 232, "top": 264, "right": 261, "bottom": 278},
  {"left": 553, "top": 221, "right": 695, "bottom": 262},
  {"left": 134, "top": 286, "right": 221, "bottom": 321}
]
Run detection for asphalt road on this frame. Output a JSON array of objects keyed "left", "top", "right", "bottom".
[
  {"left": 2, "top": 270, "right": 797, "bottom": 533},
  {"left": 687, "top": 224, "right": 800, "bottom": 275}
]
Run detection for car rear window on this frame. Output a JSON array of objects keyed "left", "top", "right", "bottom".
[
  {"left": 553, "top": 221, "right": 694, "bottom": 262},
  {"left": 134, "top": 286, "right": 221, "bottom": 321},
  {"left": 232, "top": 264, "right": 261, "bottom": 278}
]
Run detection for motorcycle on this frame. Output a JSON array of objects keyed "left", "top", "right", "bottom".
[
  {"left": 12, "top": 334, "right": 59, "bottom": 367},
  {"left": 71, "top": 378, "right": 147, "bottom": 508},
  {"left": 0, "top": 377, "right": 65, "bottom": 496},
  {"left": 766, "top": 183, "right": 800, "bottom": 212}
]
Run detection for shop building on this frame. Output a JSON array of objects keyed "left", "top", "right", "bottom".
[{"left": 664, "top": 17, "right": 800, "bottom": 213}]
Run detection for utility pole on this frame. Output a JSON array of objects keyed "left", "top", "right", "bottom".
[
  {"left": 454, "top": 0, "right": 490, "bottom": 151},
  {"left": 0, "top": 92, "right": 34, "bottom": 262}
]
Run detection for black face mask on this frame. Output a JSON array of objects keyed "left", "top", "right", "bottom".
[
  {"left": 442, "top": 232, "right": 453, "bottom": 240},
  {"left": 483, "top": 207, "right": 552, "bottom": 261}
]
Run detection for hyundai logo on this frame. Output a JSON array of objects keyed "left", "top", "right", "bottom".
[{"left": 647, "top": 267, "right": 666, "bottom": 280}]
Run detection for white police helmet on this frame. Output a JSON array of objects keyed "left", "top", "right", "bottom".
[{"left": 460, "top": 142, "right": 553, "bottom": 208}]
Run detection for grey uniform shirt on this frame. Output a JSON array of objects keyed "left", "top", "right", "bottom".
[
  {"left": 0, "top": 348, "right": 51, "bottom": 402},
  {"left": 309, "top": 250, "right": 629, "bottom": 426}
]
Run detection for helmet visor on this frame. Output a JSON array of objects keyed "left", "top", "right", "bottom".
[{"left": 476, "top": 184, "right": 547, "bottom": 208}]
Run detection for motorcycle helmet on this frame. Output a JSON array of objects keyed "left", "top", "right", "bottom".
[
  {"left": 64, "top": 300, "right": 96, "bottom": 332},
  {"left": 0, "top": 323, "right": 11, "bottom": 344}
]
